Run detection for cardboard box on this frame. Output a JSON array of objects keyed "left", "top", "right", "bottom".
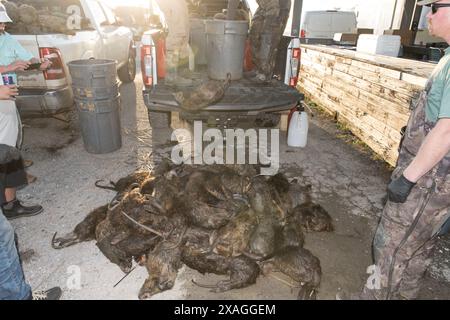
[
  {"left": 333, "top": 33, "right": 359, "bottom": 45},
  {"left": 357, "top": 28, "right": 373, "bottom": 35},
  {"left": 357, "top": 34, "right": 401, "bottom": 57},
  {"left": 384, "top": 29, "right": 414, "bottom": 46}
]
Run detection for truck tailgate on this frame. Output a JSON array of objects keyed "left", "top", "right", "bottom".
[
  {"left": 144, "top": 78, "right": 303, "bottom": 113},
  {"left": 13, "top": 35, "right": 47, "bottom": 88}
]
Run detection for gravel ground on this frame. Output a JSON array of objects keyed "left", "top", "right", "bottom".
[{"left": 11, "top": 68, "right": 450, "bottom": 300}]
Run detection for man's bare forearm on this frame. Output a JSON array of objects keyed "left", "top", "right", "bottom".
[{"left": 403, "top": 118, "right": 450, "bottom": 182}]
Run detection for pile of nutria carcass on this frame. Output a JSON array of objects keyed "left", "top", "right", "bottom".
[{"left": 52, "top": 161, "right": 334, "bottom": 300}]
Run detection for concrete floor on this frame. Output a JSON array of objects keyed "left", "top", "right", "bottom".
[{"left": 12, "top": 70, "right": 450, "bottom": 300}]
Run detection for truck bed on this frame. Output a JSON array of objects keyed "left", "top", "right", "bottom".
[{"left": 143, "top": 77, "right": 304, "bottom": 114}]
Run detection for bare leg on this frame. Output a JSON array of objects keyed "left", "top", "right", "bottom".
[{"left": 5, "top": 187, "right": 15, "bottom": 202}]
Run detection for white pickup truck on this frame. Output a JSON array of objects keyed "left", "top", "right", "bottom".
[
  {"left": 8, "top": 0, "right": 136, "bottom": 116},
  {"left": 141, "top": 0, "right": 303, "bottom": 128}
]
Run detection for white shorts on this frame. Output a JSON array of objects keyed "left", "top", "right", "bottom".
[{"left": 0, "top": 100, "right": 20, "bottom": 147}]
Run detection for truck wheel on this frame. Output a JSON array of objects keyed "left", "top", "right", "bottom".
[
  {"left": 118, "top": 48, "right": 136, "bottom": 83},
  {"left": 148, "top": 110, "right": 171, "bottom": 129}
]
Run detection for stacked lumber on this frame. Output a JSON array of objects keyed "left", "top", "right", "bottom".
[{"left": 298, "top": 45, "right": 435, "bottom": 166}]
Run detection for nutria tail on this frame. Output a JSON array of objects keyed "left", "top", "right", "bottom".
[
  {"left": 51, "top": 232, "right": 80, "bottom": 249},
  {"left": 95, "top": 179, "right": 118, "bottom": 191},
  {"left": 191, "top": 279, "right": 217, "bottom": 289}
]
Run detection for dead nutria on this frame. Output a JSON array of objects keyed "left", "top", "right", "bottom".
[
  {"left": 52, "top": 204, "right": 108, "bottom": 249},
  {"left": 268, "top": 173, "right": 291, "bottom": 194},
  {"left": 94, "top": 218, "right": 133, "bottom": 273},
  {"left": 260, "top": 246, "right": 321, "bottom": 300},
  {"left": 211, "top": 208, "right": 258, "bottom": 257},
  {"left": 108, "top": 189, "right": 157, "bottom": 229},
  {"left": 181, "top": 227, "right": 229, "bottom": 275},
  {"left": 293, "top": 203, "right": 334, "bottom": 232},
  {"left": 174, "top": 74, "right": 231, "bottom": 112},
  {"left": 213, "top": 9, "right": 249, "bottom": 21},
  {"left": 182, "top": 171, "right": 249, "bottom": 229},
  {"left": 96, "top": 237, "right": 133, "bottom": 273},
  {"left": 247, "top": 176, "right": 275, "bottom": 214},
  {"left": 109, "top": 189, "right": 180, "bottom": 240},
  {"left": 275, "top": 215, "right": 305, "bottom": 250},
  {"left": 53, "top": 164, "right": 328, "bottom": 300},
  {"left": 192, "top": 255, "right": 260, "bottom": 293},
  {"left": 95, "top": 170, "right": 151, "bottom": 192},
  {"left": 114, "top": 233, "right": 160, "bottom": 258},
  {"left": 184, "top": 170, "right": 227, "bottom": 203},
  {"left": 139, "top": 242, "right": 184, "bottom": 300},
  {"left": 288, "top": 182, "right": 313, "bottom": 208},
  {"left": 18, "top": 4, "right": 38, "bottom": 24},
  {"left": 183, "top": 199, "right": 234, "bottom": 230},
  {"left": 268, "top": 173, "right": 295, "bottom": 217},
  {"left": 219, "top": 169, "right": 250, "bottom": 195},
  {"left": 148, "top": 175, "right": 182, "bottom": 213},
  {"left": 246, "top": 216, "right": 278, "bottom": 260}
]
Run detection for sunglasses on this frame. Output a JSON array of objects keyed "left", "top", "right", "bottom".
[{"left": 430, "top": 3, "right": 450, "bottom": 14}]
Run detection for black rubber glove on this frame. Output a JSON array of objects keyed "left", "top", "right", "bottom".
[
  {"left": 0, "top": 144, "right": 21, "bottom": 165},
  {"left": 387, "top": 174, "right": 416, "bottom": 203}
]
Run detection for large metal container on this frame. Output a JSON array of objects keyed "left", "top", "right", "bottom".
[
  {"left": 72, "top": 83, "right": 119, "bottom": 100},
  {"left": 205, "top": 19, "right": 248, "bottom": 80},
  {"left": 68, "top": 59, "right": 117, "bottom": 88},
  {"left": 190, "top": 18, "right": 208, "bottom": 66},
  {"left": 74, "top": 96, "right": 122, "bottom": 154},
  {"left": 68, "top": 59, "right": 122, "bottom": 154}
]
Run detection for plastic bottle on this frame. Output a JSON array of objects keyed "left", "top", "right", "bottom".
[
  {"left": 287, "top": 104, "right": 308, "bottom": 148},
  {"left": 188, "top": 45, "right": 195, "bottom": 71}
]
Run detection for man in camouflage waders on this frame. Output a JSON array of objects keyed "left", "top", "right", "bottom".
[
  {"left": 339, "top": 0, "right": 450, "bottom": 300},
  {"left": 249, "top": 0, "right": 291, "bottom": 82}
]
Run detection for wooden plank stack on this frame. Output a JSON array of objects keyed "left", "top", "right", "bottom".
[{"left": 298, "top": 44, "right": 435, "bottom": 166}]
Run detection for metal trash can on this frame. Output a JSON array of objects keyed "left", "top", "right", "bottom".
[
  {"left": 68, "top": 59, "right": 117, "bottom": 88},
  {"left": 205, "top": 19, "right": 248, "bottom": 80},
  {"left": 190, "top": 18, "right": 208, "bottom": 66},
  {"left": 74, "top": 97, "right": 122, "bottom": 154},
  {"left": 68, "top": 59, "right": 122, "bottom": 154}
]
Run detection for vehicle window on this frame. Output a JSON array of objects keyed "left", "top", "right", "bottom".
[
  {"left": 307, "top": 14, "right": 332, "bottom": 32},
  {"left": 331, "top": 14, "right": 356, "bottom": 33},
  {"left": 5, "top": 0, "right": 92, "bottom": 34},
  {"left": 11, "top": 0, "right": 87, "bottom": 18},
  {"left": 99, "top": 2, "right": 117, "bottom": 25},
  {"left": 88, "top": 0, "right": 108, "bottom": 26}
]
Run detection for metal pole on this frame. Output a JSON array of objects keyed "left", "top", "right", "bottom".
[
  {"left": 290, "top": 0, "right": 303, "bottom": 38},
  {"left": 390, "top": 0, "right": 399, "bottom": 30}
]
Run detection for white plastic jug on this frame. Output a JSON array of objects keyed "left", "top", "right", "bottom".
[{"left": 287, "top": 106, "right": 308, "bottom": 148}]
